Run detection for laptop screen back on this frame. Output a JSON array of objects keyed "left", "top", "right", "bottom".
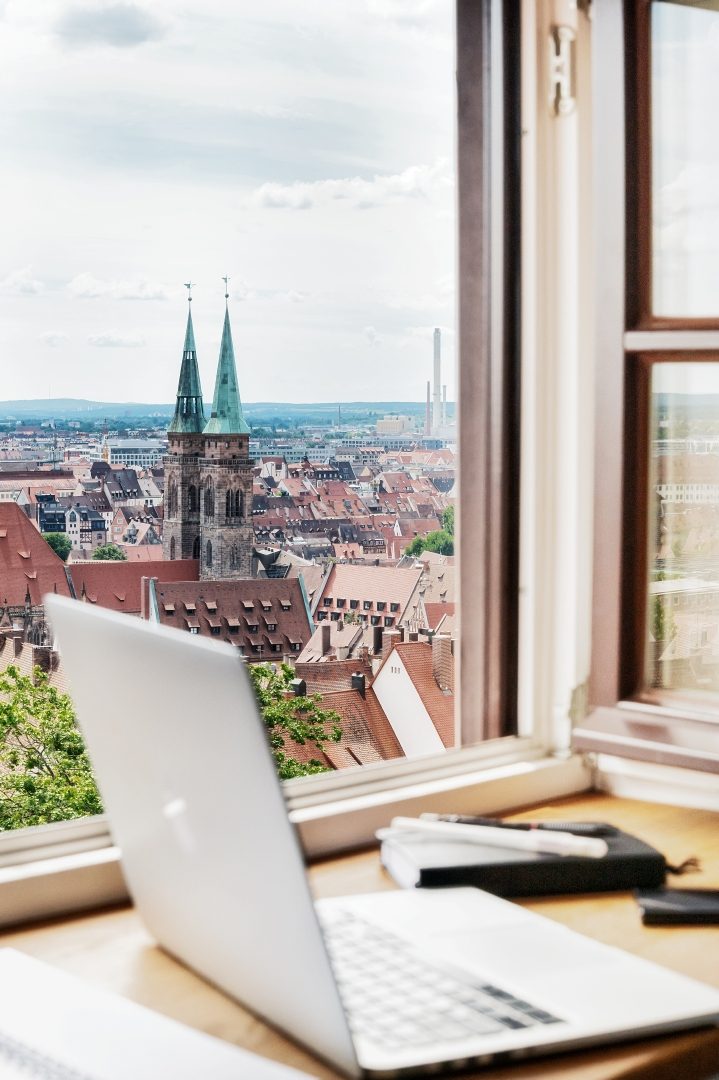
[{"left": 45, "top": 595, "right": 358, "bottom": 1078}]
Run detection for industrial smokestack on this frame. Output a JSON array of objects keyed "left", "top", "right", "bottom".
[
  {"left": 432, "top": 328, "right": 441, "bottom": 434},
  {"left": 442, "top": 384, "right": 447, "bottom": 429},
  {"left": 425, "top": 380, "right": 431, "bottom": 436}
]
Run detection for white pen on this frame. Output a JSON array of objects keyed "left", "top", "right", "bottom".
[{"left": 376, "top": 816, "right": 609, "bottom": 859}]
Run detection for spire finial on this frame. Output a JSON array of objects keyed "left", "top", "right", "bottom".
[
  {"left": 184, "top": 281, "right": 194, "bottom": 303},
  {"left": 222, "top": 275, "right": 230, "bottom": 302}
]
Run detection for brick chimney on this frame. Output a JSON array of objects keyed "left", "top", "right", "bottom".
[
  {"left": 320, "top": 623, "right": 331, "bottom": 655},
  {"left": 31, "top": 645, "right": 53, "bottom": 675},
  {"left": 432, "top": 633, "right": 454, "bottom": 692},
  {"left": 383, "top": 628, "right": 402, "bottom": 656},
  {"left": 372, "top": 625, "right": 383, "bottom": 654},
  {"left": 351, "top": 672, "right": 366, "bottom": 698}
]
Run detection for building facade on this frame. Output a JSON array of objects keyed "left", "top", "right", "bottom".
[
  {"left": 106, "top": 439, "right": 165, "bottom": 468},
  {"left": 163, "top": 292, "right": 254, "bottom": 579}
]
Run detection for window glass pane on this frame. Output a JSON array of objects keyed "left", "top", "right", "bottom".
[
  {"left": 647, "top": 361, "right": 719, "bottom": 693},
  {"left": 0, "top": 1, "right": 463, "bottom": 826},
  {"left": 651, "top": 1, "right": 719, "bottom": 316}
]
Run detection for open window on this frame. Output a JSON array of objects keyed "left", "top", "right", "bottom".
[{"left": 576, "top": 0, "right": 719, "bottom": 783}]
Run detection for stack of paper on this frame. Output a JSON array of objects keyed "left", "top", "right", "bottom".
[{"left": 0, "top": 949, "right": 315, "bottom": 1080}]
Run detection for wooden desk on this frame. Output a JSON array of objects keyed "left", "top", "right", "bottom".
[{"left": 2, "top": 794, "right": 719, "bottom": 1079}]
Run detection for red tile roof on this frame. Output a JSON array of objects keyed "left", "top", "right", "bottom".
[
  {"left": 322, "top": 686, "right": 403, "bottom": 762},
  {"left": 0, "top": 636, "right": 71, "bottom": 696},
  {"left": 68, "top": 560, "right": 199, "bottom": 614},
  {"left": 316, "top": 564, "right": 423, "bottom": 619},
  {"left": 287, "top": 684, "right": 403, "bottom": 769},
  {"left": 295, "top": 657, "right": 373, "bottom": 693},
  {"left": 424, "top": 602, "right": 456, "bottom": 630},
  {"left": 153, "top": 578, "right": 313, "bottom": 657},
  {"left": 116, "top": 546, "right": 167, "bottom": 562},
  {"left": 0, "top": 503, "right": 72, "bottom": 605}
]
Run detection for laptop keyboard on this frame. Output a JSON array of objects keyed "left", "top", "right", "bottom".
[{"left": 321, "top": 910, "right": 562, "bottom": 1051}]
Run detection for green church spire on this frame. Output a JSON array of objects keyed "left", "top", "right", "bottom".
[
  {"left": 169, "top": 284, "right": 206, "bottom": 434},
  {"left": 203, "top": 281, "right": 250, "bottom": 436}
]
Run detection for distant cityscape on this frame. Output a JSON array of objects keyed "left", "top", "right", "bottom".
[{"left": 0, "top": 303, "right": 458, "bottom": 785}]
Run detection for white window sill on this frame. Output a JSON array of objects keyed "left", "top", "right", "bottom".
[
  {"left": 593, "top": 754, "right": 719, "bottom": 814},
  {"left": 0, "top": 753, "right": 591, "bottom": 930}
]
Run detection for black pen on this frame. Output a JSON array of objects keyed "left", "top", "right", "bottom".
[{"left": 420, "top": 814, "right": 618, "bottom": 838}]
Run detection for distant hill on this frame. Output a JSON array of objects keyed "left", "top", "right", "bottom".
[
  {"left": 0, "top": 398, "right": 454, "bottom": 423},
  {"left": 0, "top": 399, "right": 172, "bottom": 419},
  {"left": 656, "top": 393, "right": 719, "bottom": 409}
]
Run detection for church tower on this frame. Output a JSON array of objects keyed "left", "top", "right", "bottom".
[
  {"left": 198, "top": 284, "right": 254, "bottom": 579},
  {"left": 163, "top": 286, "right": 206, "bottom": 563}
]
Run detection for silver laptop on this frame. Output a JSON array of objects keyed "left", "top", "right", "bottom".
[{"left": 45, "top": 596, "right": 719, "bottom": 1078}]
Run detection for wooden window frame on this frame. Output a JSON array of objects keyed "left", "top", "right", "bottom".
[
  {"left": 457, "top": 0, "right": 521, "bottom": 744},
  {"left": 627, "top": 0, "right": 719, "bottom": 332},
  {"left": 577, "top": 0, "right": 719, "bottom": 775}
]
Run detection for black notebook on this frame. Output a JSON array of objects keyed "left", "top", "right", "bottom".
[{"left": 380, "top": 824, "right": 667, "bottom": 897}]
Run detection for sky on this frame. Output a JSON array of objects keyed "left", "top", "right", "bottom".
[
  {"left": 0, "top": 0, "right": 456, "bottom": 404},
  {"left": 652, "top": 2, "right": 719, "bottom": 321}
]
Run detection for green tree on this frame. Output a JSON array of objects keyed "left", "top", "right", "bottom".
[
  {"left": 248, "top": 663, "right": 342, "bottom": 780},
  {"left": 442, "top": 505, "right": 455, "bottom": 536},
  {"left": 0, "top": 660, "right": 344, "bottom": 830},
  {"left": 651, "top": 596, "right": 676, "bottom": 644},
  {"left": 92, "top": 543, "right": 127, "bottom": 561},
  {"left": 45, "top": 532, "right": 72, "bottom": 562},
  {"left": 405, "top": 529, "right": 454, "bottom": 557},
  {"left": 0, "top": 665, "right": 102, "bottom": 830}
]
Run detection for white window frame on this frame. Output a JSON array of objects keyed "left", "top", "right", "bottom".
[{"left": 0, "top": 0, "right": 601, "bottom": 927}]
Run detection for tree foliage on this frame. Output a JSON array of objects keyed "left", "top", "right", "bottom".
[
  {"left": 651, "top": 596, "right": 676, "bottom": 644},
  {"left": 44, "top": 532, "right": 72, "bottom": 562},
  {"left": 248, "top": 663, "right": 342, "bottom": 780},
  {"left": 92, "top": 543, "right": 127, "bottom": 561},
  {"left": 0, "top": 659, "right": 344, "bottom": 830},
  {"left": 0, "top": 665, "right": 102, "bottom": 830},
  {"left": 405, "top": 529, "right": 454, "bottom": 557},
  {"left": 442, "top": 505, "right": 455, "bottom": 536}
]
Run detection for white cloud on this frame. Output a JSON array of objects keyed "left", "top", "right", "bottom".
[
  {"left": 232, "top": 282, "right": 307, "bottom": 304},
  {"left": 39, "top": 331, "right": 69, "bottom": 347},
  {"left": 0, "top": 266, "right": 45, "bottom": 295},
  {"left": 232, "top": 281, "right": 259, "bottom": 303},
  {"left": 68, "top": 273, "right": 170, "bottom": 300},
  {"left": 364, "top": 325, "right": 382, "bottom": 347},
  {"left": 366, "top": 0, "right": 436, "bottom": 24},
  {"left": 250, "top": 158, "right": 452, "bottom": 211},
  {"left": 53, "top": 2, "right": 167, "bottom": 49},
  {"left": 88, "top": 330, "right": 145, "bottom": 347},
  {"left": 387, "top": 274, "right": 454, "bottom": 313}
]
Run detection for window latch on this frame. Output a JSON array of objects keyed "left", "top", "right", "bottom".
[{"left": 549, "top": 25, "right": 576, "bottom": 117}]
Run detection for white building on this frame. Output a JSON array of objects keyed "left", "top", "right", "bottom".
[{"left": 107, "top": 439, "right": 166, "bottom": 469}]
